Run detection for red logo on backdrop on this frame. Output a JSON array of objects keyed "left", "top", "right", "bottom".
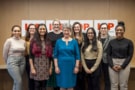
[
  {"left": 83, "top": 23, "right": 90, "bottom": 31},
  {"left": 97, "top": 23, "right": 114, "bottom": 30},
  {"left": 24, "top": 23, "right": 40, "bottom": 31}
]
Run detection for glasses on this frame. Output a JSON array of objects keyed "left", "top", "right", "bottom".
[
  {"left": 101, "top": 27, "right": 107, "bottom": 29},
  {"left": 29, "top": 28, "right": 35, "bottom": 29}
]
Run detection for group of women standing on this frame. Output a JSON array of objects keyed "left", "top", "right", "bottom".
[{"left": 3, "top": 20, "right": 134, "bottom": 90}]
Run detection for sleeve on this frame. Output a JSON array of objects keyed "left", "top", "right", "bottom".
[
  {"left": 81, "top": 42, "right": 89, "bottom": 71},
  {"left": 74, "top": 40, "right": 80, "bottom": 60},
  {"left": 90, "top": 41, "right": 103, "bottom": 72},
  {"left": 121, "top": 40, "right": 134, "bottom": 69},
  {"left": 53, "top": 39, "right": 59, "bottom": 59},
  {"left": 107, "top": 41, "right": 114, "bottom": 68},
  {"left": 3, "top": 39, "right": 11, "bottom": 62}
]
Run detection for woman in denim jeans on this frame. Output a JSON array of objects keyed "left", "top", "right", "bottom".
[{"left": 3, "top": 25, "right": 26, "bottom": 90}]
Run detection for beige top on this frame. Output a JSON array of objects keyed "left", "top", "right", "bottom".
[
  {"left": 3, "top": 37, "right": 26, "bottom": 61},
  {"left": 81, "top": 40, "right": 103, "bottom": 73}
]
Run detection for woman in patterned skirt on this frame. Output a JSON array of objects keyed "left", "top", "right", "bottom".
[{"left": 29, "top": 24, "right": 52, "bottom": 90}]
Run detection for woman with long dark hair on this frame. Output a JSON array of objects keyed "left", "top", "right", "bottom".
[
  {"left": 81, "top": 27, "right": 103, "bottom": 90},
  {"left": 25, "top": 24, "right": 36, "bottom": 90},
  {"left": 29, "top": 24, "right": 52, "bottom": 90}
]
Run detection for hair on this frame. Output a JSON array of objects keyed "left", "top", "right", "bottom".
[
  {"left": 72, "top": 22, "right": 83, "bottom": 44},
  {"left": 11, "top": 25, "right": 21, "bottom": 37},
  {"left": 82, "top": 27, "right": 98, "bottom": 53},
  {"left": 52, "top": 18, "right": 61, "bottom": 25},
  {"left": 98, "top": 23, "right": 108, "bottom": 40},
  {"left": 115, "top": 21, "right": 125, "bottom": 32},
  {"left": 32, "top": 24, "right": 48, "bottom": 46},
  {"left": 31, "top": 23, "right": 52, "bottom": 58},
  {"left": 25, "top": 24, "right": 35, "bottom": 41}
]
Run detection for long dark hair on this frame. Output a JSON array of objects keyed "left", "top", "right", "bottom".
[
  {"left": 25, "top": 24, "right": 35, "bottom": 41},
  {"left": 32, "top": 24, "right": 48, "bottom": 47},
  {"left": 82, "top": 27, "right": 98, "bottom": 53},
  {"left": 31, "top": 24, "right": 52, "bottom": 58}
]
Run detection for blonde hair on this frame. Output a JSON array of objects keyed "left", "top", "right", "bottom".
[{"left": 52, "top": 18, "right": 61, "bottom": 25}]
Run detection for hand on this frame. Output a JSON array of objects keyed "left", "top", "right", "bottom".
[
  {"left": 49, "top": 68, "right": 52, "bottom": 75},
  {"left": 74, "top": 67, "right": 79, "bottom": 74},
  {"left": 55, "top": 67, "right": 60, "bottom": 74},
  {"left": 85, "top": 69, "right": 92, "bottom": 74},
  {"left": 112, "top": 65, "right": 120, "bottom": 72},
  {"left": 31, "top": 68, "right": 36, "bottom": 75},
  {"left": 117, "top": 65, "right": 122, "bottom": 71}
]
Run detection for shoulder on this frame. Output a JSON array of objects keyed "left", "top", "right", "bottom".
[
  {"left": 5, "top": 37, "right": 13, "bottom": 43},
  {"left": 97, "top": 40, "right": 102, "bottom": 46},
  {"left": 56, "top": 38, "right": 62, "bottom": 43},
  {"left": 124, "top": 38, "right": 133, "bottom": 44},
  {"left": 108, "top": 35, "right": 115, "bottom": 40},
  {"left": 20, "top": 38, "right": 25, "bottom": 43},
  {"left": 97, "top": 40, "right": 101, "bottom": 44},
  {"left": 72, "top": 38, "right": 78, "bottom": 43},
  {"left": 47, "top": 32, "right": 53, "bottom": 37}
]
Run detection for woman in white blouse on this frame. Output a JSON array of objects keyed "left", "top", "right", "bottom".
[{"left": 3, "top": 25, "right": 26, "bottom": 90}]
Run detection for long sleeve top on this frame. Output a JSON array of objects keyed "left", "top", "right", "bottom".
[
  {"left": 47, "top": 32, "right": 63, "bottom": 48},
  {"left": 3, "top": 37, "right": 26, "bottom": 61},
  {"left": 99, "top": 35, "right": 114, "bottom": 63},
  {"left": 81, "top": 40, "right": 103, "bottom": 73},
  {"left": 107, "top": 38, "right": 134, "bottom": 69}
]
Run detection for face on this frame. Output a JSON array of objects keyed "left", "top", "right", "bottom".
[
  {"left": 87, "top": 29, "right": 94, "bottom": 40},
  {"left": 115, "top": 26, "right": 125, "bottom": 39},
  {"left": 73, "top": 24, "right": 81, "bottom": 33},
  {"left": 12, "top": 27, "right": 21, "bottom": 38},
  {"left": 63, "top": 28, "right": 71, "bottom": 38},
  {"left": 38, "top": 25, "right": 46, "bottom": 36},
  {"left": 53, "top": 21, "right": 60, "bottom": 31},
  {"left": 100, "top": 24, "right": 108, "bottom": 35},
  {"left": 29, "top": 25, "right": 36, "bottom": 36}
]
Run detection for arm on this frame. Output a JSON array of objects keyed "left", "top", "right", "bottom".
[
  {"left": 81, "top": 43, "right": 90, "bottom": 73},
  {"left": 107, "top": 41, "right": 114, "bottom": 68},
  {"left": 3, "top": 39, "right": 11, "bottom": 63},
  {"left": 53, "top": 40, "right": 60, "bottom": 74},
  {"left": 90, "top": 41, "right": 103, "bottom": 73},
  {"left": 74, "top": 40, "right": 80, "bottom": 74},
  {"left": 29, "top": 41, "right": 36, "bottom": 75},
  {"left": 121, "top": 40, "right": 134, "bottom": 69}
]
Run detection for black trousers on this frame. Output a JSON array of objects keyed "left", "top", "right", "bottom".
[
  {"left": 25, "top": 56, "right": 34, "bottom": 90},
  {"left": 34, "top": 80, "right": 47, "bottom": 90},
  {"left": 102, "top": 62, "right": 111, "bottom": 90},
  {"left": 74, "top": 70, "right": 86, "bottom": 90},
  {"left": 85, "top": 59, "right": 101, "bottom": 90}
]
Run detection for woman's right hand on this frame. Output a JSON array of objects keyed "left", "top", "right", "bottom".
[
  {"left": 31, "top": 68, "right": 36, "bottom": 75},
  {"left": 112, "top": 65, "right": 120, "bottom": 72},
  {"left": 55, "top": 67, "right": 60, "bottom": 74},
  {"left": 85, "top": 69, "right": 92, "bottom": 74}
]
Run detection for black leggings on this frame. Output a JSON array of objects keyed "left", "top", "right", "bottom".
[{"left": 34, "top": 80, "right": 47, "bottom": 90}]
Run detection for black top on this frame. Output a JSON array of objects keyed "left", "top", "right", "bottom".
[
  {"left": 47, "top": 32, "right": 63, "bottom": 48},
  {"left": 107, "top": 38, "right": 134, "bottom": 69},
  {"left": 100, "top": 38, "right": 106, "bottom": 45}
]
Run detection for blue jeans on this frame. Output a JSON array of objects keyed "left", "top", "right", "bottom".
[{"left": 7, "top": 56, "right": 26, "bottom": 90}]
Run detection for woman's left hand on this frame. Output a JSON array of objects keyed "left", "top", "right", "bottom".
[{"left": 74, "top": 67, "right": 79, "bottom": 74}]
